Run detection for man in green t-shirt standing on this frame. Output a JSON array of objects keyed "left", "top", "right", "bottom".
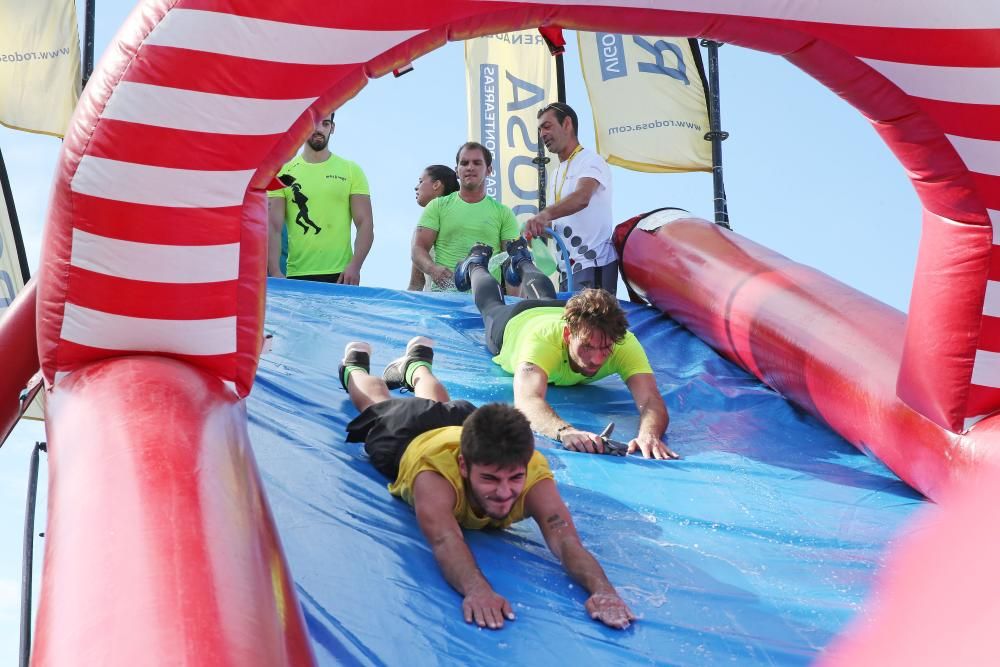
[
  {"left": 267, "top": 112, "right": 374, "bottom": 284},
  {"left": 455, "top": 241, "right": 676, "bottom": 459},
  {"left": 411, "top": 142, "right": 520, "bottom": 291}
]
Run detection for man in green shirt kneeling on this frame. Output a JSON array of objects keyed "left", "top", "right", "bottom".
[{"left": 454, "top": 240, "right": 677, "bottom": 459}]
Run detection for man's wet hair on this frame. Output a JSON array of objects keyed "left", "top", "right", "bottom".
[
  {"left": 564, "top": 288, "right": 629, "bottom": 344},
  {"left": 455, "top": 141, "right": 494, "bottom": 169},
  {"left": 424, "top": 164, "right": 459, "bottom": 196},
  {"left": 460, "top": 403, "right": 534, "bottom": 468},
  {"left": 537, "top": 102, "right": 579, "bottom": 137}
]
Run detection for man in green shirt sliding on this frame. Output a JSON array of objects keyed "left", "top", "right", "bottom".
[
  {"left": 454, "top": 241, "right": 677, "bottom": 459},
  {"left": 267, "top": 112, "right": 374, "bottom": 284},
  {"left": 411, "top": 142, "right": 520, "bottom": 291}
]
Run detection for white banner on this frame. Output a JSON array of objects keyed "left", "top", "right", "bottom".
[
  {"left": 465, "top": 30, "right": 557, "bottom": 220},
  {"left": 0, "top": 0, "right": 82, "bottom": 137},
  {"left": 580, "top": 33, "right": 712, "bottom": 173}
]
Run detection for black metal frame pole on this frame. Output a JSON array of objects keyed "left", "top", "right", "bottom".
[
  {"left": 18, "top": 441, "right": 45, "bottom": 667},
  {"left": 82, "top": 0, "right": 96, "bottom": 88},
  {"left": 555, "top": 52, "right": 566, "bottom": 104},
  {"left": 701, "top": 40, "right": 730, "bottom": 229},
  {"left": 0, "top": 147, "right": 31, "bottom": 284},
  {"left": 533, "top": 131, "right": 549, "bottom": 212}
]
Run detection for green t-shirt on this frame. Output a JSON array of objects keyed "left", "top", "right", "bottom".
[
  {"left": 417, "top": 192, "right": 520, "bottom": 272},
  {"left": 493, "top": 307, "right": 653, "bottom": 386},
  {"left": 268, "top": 153, "right": 369, "bottom": 277}
]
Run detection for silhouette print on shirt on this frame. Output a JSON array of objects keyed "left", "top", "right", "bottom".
[{"left": 279, "top": 174, "right": 322, "bottom": 234}]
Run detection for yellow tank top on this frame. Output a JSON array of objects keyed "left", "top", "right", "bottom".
[{"left": 388, "top": 426, "right": 554, "bottom": 529}]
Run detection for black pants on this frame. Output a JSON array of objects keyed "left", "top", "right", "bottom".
[
  {"left": 346, "top": 398, "right": 476, "bottom": 480},
  {"left": 289, "top": 273, "right": 341, "bottom": 283},
  {"left": 471, "top": 263, "right": 564, "bottom": 355}
]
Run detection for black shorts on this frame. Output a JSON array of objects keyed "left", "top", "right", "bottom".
[
  {"left": 345, "top": 398, "right": 477, "bottom": 480},
  {"left": 288, "top": 272, "right": 341, "bottom": 283}
]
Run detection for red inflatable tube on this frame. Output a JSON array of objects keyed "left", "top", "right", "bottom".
[
  {"left": 615, "top": 215, "right": 1000, "bottom": 500},
  {"left": 32, "top": 356, "right": 315, "bottom": 667},
  {"left": 0, "top": 278, "right": 38, "bottom": 445}
]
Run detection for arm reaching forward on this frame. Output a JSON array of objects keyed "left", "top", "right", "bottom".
[
  {"left": 525, "top": 479, "right": 636, "bottom": 629},
  {"left": 412, "top": 470, "right": 514, "bottom": 629},
  {"left": 624, "top": 373, "right": 677, "bottom": 460},
  {"left": 513, "top": 362, "right": 605, "bottom": 454}
]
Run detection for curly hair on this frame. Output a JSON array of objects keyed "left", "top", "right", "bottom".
[
  {"left": 460, "top": 403, "right": 534, "bottom": 468},
  {"left": 563, "top": 288, "right": 629, "bottom": 344}
]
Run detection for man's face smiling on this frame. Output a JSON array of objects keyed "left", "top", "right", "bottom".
[
  {"left": 563, "top": 327, "right": 614, "bottom": 377},
  {"left": 456, "top": 147, "right": 490, "bottom": 192},
  {"left": 460, "top": 459, "right": 528, "bottom": 520},
  {"left": 307, "top": 117, "right": 333, "bottom": 151}
]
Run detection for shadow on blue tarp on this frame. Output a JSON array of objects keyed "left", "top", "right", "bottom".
[{"left": 248, "top": 280, "right": 923, "bottom": 666}]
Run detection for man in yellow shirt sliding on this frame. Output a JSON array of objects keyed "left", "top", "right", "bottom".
[{"left": 338, "top": 337, "right": 635, "bottom": 631}]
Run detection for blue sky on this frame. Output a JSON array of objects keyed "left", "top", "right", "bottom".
[{"left": 0, "top": 1, "right": 922, "bottom": 661}]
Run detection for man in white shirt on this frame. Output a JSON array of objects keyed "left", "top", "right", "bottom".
[{"left": 524, "top": 102, "right": 617, "bottom": 293}]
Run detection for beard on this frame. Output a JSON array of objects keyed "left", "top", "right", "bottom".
[{"left": 307, "top": 133, "right": 329, "bottom": 151}]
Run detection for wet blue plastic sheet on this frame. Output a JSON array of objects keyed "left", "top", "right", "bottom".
[{"left": 248, "top": 280, "right": 924, "bottom": 666}]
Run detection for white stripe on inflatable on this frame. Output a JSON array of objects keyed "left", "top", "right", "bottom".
[
  {"left": 946, "top": 135, "right": 1000, "bottom": 177},
  {"left": 61, "top": 303, "right": 237, "bottom": 356},
  {"left": 70, "top": 229, "right": 240, "bottom": 284},
  {"left": 478, "top": 0, "right": 1000, "bottom": 29},
  {"left": 861, "top": 59, "right": 1000, "bottom": 106},
  {"left": 72, "top": 156, "right": 255, "bottom": 208},
  {"left": 983, "top": 281, "right": 1000, "bottom": 318},
  {"left": 972, "top": 349, "right": 1000, "bottom": 387},
  {"left": 145, "top": 9, "right": 424, "bottom": 65},
  {"left": 990, "top": 209, "right": 1000, "bottom": 243},
  {"left": 102, "top": 82, "right": 317, "bottom": 136}
]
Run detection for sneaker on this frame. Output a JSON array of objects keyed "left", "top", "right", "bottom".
[
  {"left": 453, "top": 242, "right": 494, "bottom": 292},
  {"left": 383, "top": 336, "right": 434, "bottom": 391},
  {"left": 338, "top": 341, "right": 372, "bottom": 391},
  {"left": 503, "top": 237, "right": 534, "bottom": 287}
]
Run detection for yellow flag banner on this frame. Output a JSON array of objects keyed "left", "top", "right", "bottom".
[
  {"left": 465, "top": 30, "right": 557, "bottom": 219},
  {"left": 579, "top": 33, "right": 712, "bottom": 173},
  {"left": 0, "top": 0, "right": 81, "bottom": 137}
]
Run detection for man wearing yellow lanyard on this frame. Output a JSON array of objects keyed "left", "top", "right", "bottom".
[{"left": 524, "top": 102, "right": 618, "bottom": 293}]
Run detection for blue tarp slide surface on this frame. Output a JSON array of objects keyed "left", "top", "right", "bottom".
[{"left": 249, "top": 280, "right": 924, "bottom": 666}]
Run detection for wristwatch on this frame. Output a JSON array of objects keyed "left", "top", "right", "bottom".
[{"left": 555, "top": 424, "right": 572, "bottom": 442}]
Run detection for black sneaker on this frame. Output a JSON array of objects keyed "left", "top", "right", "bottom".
[
  {"left": 503, "top": 237, "right": 534, "bottom": 287},
  {"left": 453, "top": 242, "right": 493, "bottom": 292},
  {"left": 338, "top": 341, "right": 371, "bottom": 391},
  {"left": 383, "top": 336, "right": 434, "bottom": 391}
]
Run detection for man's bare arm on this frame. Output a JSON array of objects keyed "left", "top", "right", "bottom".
[
  {"left": 339, "top": 194, "right": 374, "bottom": 285},
  {"left": 624, "top": 373, "right": 677, "bottom": 460},
  {"left": 513, "top": 362, "right": 604, "bottom": 453},
  {"left": 412, "top": 471, "right": 514, "bottom": 629},
  {"left": 412, "top": 227, "right": 452, "bottom": 287},
  {"left": 525, "top": 479, "right": 635, "bottom": 629},
  {"left": 524, "top": 177, "right": 600, "bottom": 239},
  {"left": 266, "top": 197, "right": 285, "bottom": 278}
]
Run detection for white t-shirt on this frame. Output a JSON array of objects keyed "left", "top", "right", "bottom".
[{"left": 549, "top": 146, "right": 616, "bottom": 272}]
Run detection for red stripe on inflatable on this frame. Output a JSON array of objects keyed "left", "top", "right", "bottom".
[
  {"left": 914, "top": 98, "right": 1000, "bottom": 143},
  {"left": 33, "top": 357, "right": 315, "bottom": 666},
  {"left": 989, "top": 248, "right": 1000, "bottom": 283},
  {"left": 72, "top": 195, "right": 243, "bottom": 245},
  {"left": 969, "top": 172, "right": 1000, "bottom": 212},
  {"left": 67, "top": 267, "right": 237, "bottom": 320},
  {"left": 53, "top": 340, "right": 236, "bottom": 381},
  {"left": 178, "top": 0, "right": 524, "bottom": 29},
  {"left": 976, "top": 315, "right": 1000, "bottom": 354},
  {"left": 234, "top": 190, "right": 268, "bottom": 399},
  {"left": 87, "top": 120, "right": 283, "bottom": 171},
  {"left": 965, "top": 385, "right": 1000, "bottom": 419},
  {"left": 0, "top": 280, "right": 38, "bottom": 443},
  {"left": 124, "top": 46, "right": 356, "bottom": 99},
  {"left": 788, "top": 23, "right": 1000, "bottom": 67}
]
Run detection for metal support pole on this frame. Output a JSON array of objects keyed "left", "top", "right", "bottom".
[
  {"left": 700, "top": 40, "right": 730, "bottom": 229},
  {"left": 533, "top": 130, "right": 550, "bottom": 212},
  {"left": 19, "top": 441, "right": 46, "bottom": 667},
  {"left": 82, "top": 0, "right": 96, "bottom": 88},
  {"left": 555, "top": 53, "right": 566, "bottom": 104}
]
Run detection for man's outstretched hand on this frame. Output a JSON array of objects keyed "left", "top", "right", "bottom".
[
  {"left": 463, "top": 585, "right": 516, "bottom": 630},
  {"left": 585, "top": 591, "right": 636, "bottom": 629},
  {"left": 628, "top": 433, "right": 680, "bottom": 460}
]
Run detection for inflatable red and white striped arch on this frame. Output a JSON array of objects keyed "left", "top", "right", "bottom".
[{"left": 37, "top": 0, "right": 1000, "bottom": 431}]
